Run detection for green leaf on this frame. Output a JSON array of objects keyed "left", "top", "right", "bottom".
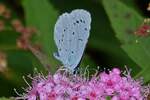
[
  {"left": 0, "top": 30, "right": 19, "bottom": 50},
  {"left": 0, "top": 50, "right": 35, "bottom": 96},
  {"left": 102, "top": 0, "right": 150, "bottom": 82},
  {"left": 106, "top": 96, "right": 111, "bottom": 100},
  {"left": 88, "top": 5, "right": 138, "bottom": 71},
  {"left": 22, "top": 0, "right": 59, "bottom": 72}
]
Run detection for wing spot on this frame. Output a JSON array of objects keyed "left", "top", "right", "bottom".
[
  {"left": 80, "top": 19, "right": 83, "bottom": 23},
  {"left": 83, "top": 20, "right": 85, "bottom": 23},
  {"left": 59, "top": 48, "right": 61, "bottom": 51},
  {"left": 62, "top": 34, "right": 64, "bottom": 37},
  {"left": 78, "top": 39, "right": 83, "bottom": 41},
  {"left": 71, "top": 51, "right": 74, "bottom": 54},
  {"left": 76, "top": 20, "right": 79, "bottom": 23},
  {"left": 84, "top": 28, "right": 88, "bottom": 31},
  {"left": 61, "top": 39, "right": 63, "bottom": 42},
  {"left": 72, "top": 32, "right": 75, "bottom": 35},
  {"left": 64, "top": 29, "right": 66, "bottom": 32}
]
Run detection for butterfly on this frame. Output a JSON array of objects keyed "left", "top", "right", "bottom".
[{"left": 54, "top": 9, "right": 91, "bottom": 72}]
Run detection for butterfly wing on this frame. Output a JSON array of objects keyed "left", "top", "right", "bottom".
[
  {"left": 54, "top": 13, "right": 70, "bottom": 65},
  {"left": 54, "top": 9, "right": 91, "bottom": 71}
]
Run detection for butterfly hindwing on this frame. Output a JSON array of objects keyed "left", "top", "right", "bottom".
[{"left": 54, "top": 9, "right": 91, "bottom": 71}]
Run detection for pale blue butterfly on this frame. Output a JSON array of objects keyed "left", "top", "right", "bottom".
[{"left": 54, "top": 9, "right": 91, "bottom": 72}]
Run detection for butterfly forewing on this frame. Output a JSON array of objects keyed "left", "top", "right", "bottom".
[{"left": 54, "top": 9, "right": 91, "bottom": 71}]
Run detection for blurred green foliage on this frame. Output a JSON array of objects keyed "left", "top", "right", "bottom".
[
  {"left": 0, "top": 97, "right": 13, "bottom": 100},
  {"left": 102, "top": 0, "right": 150, "bottom": 83},
  {"left": 0, "top": 0, "right": 149, "bottom": 99}
]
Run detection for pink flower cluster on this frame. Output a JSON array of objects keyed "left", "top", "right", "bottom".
[{"left": 17, "top": 68, "right": 149, "bottom": 100}]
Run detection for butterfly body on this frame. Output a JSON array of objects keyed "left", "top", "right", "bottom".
[{"left": 54, "top": 9, "right": 91, "bottom": 72}]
